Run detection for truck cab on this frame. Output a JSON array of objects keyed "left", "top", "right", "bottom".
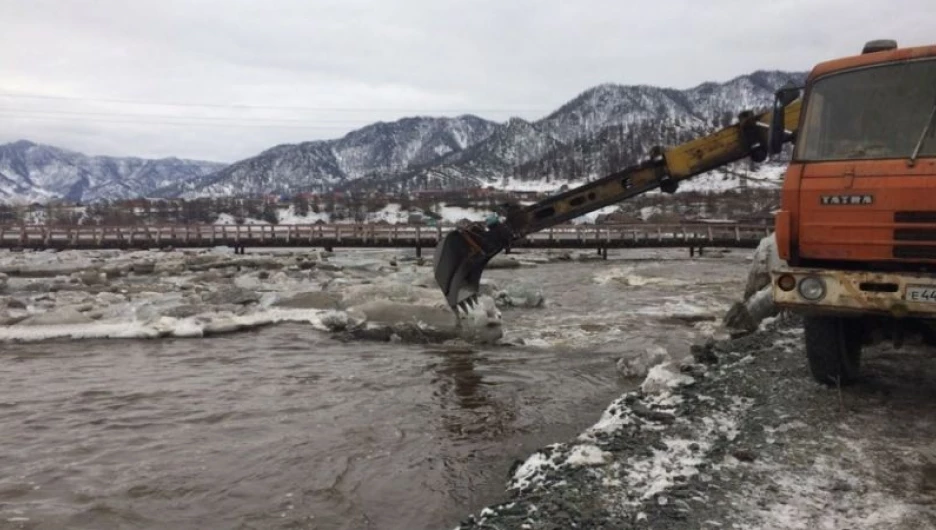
[{"left": 771, "top": 40, "right": 936, "bottom": 385}]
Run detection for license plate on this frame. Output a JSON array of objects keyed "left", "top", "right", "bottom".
[{"left": 906, "top": 286, "right": 936, "bottom": 303}]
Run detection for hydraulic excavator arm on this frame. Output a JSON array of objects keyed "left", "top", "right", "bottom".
[{"left": 434, "top": 95, "right": 802, "bottom": 313}]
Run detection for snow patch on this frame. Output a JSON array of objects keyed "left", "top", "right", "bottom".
[
  {"left": 0, "top": 308, "right": 333, "bottom": 342},
  {"left": 566, "top": 445, "right": 612, "bottom": 467},
  {"left": 640, "top": 363, "right": 696, "bottom": 395}
]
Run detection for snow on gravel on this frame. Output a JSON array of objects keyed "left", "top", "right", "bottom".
[{"left": 455, "top": 318, "right": 936, "bottom": 530}]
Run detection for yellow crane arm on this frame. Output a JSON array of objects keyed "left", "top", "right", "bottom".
[{"left": 434, "top": 97, "right": 802, "bottom": 312}]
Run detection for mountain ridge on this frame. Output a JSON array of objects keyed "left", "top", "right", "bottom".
[
  {"left": 1, "top": 69, "right": 807, "bottom": 203},
  {"left": 0, "top": 140, "right": 225, "bottom": 203}
]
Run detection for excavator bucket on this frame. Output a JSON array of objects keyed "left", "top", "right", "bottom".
[{"left": 433, "top": 224, "right": 509, "bottom": 313}]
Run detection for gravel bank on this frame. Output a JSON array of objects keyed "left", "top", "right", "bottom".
[{"left": 455, "top": 316, "right": 936, "bottom": 529}]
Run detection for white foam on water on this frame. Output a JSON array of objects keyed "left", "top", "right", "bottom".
[
  {"left": 593, "top": 266, "right": 688, "bottom": 287},
  {"left": 635, "top": 298, "right": 720, "bottom": 318}
]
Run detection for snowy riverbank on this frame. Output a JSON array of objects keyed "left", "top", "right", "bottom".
[{"left": 454, "top": 316, "right": 936, "bottom": 529}]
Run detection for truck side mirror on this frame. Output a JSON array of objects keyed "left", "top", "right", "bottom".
[{"left": 769, "top": 85, "right": 802, "bottom": 155}]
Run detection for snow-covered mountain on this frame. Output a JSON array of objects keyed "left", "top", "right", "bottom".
[
  {"left": 0, "top": 140, "right": 224, "bottom": 203},
  {"left": 3, "top": 69, "right": 806, "bottom": 203},
  {"left": 167, "top": 115, "right": 500, "bottom": 198},
  {"left": 177, "top": 69, "right": 804, "bottom": 197}
]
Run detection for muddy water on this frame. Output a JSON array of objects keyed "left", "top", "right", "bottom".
[{"left": 0, "top": 249, "right": 750, "bottom": 530}]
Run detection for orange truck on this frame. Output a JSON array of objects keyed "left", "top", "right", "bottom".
[
  {"left": 771, "top": 40, "right": 936, "bottom": 384},
  {"left": 432, "top": 40, "right": 936, "bottom": 386}
]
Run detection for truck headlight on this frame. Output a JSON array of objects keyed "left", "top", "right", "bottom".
[{"left": 798, "top": 276, "right": 826, "bottom": 301}]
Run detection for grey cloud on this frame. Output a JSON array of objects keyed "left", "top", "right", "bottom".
[{"left": 1, "top": 0, "right": 933, "bottom": 161}]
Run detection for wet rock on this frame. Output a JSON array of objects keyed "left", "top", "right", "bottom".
[
  {"left": 0, "top": 272, "right": 7, "bottom": 292},
  {"left": 723, "top": 287, "right": 776, "bottom": 333},
  {"left": 274, "top": 291, "right": 342, "bottom": 310},
  {"left": 690, "top": 340, "right": 719, "bottom": 365},
  {"left": 17, "top": 307, "right": 94, "bottom": 326},
  {"left": 201, "top": 287, "right": 260, "bottom": 306}
]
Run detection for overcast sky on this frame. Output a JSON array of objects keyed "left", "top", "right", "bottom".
[{"left": 1, "top": 0, "right": 933, "bottom": 162}]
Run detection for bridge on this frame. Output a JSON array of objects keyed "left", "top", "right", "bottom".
[{"left": 0, "top": 223, "right": 772, "bottom": 255}]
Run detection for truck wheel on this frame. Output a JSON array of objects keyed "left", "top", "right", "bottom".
[{"left": 804, "top": 316, "right": 862, "bottom": 386}]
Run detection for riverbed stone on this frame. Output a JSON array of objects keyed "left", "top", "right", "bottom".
[{"left": 723, "top": 286, "right": 776, "bottom": 333}]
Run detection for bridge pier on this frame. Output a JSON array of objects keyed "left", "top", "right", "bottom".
[
  {"left": 415, "top": 245, "right": 422, "bottom": 258},
  {"left": 689, "top": 246, "right": 705, "bottom": 258}
]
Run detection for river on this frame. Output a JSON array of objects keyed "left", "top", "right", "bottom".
[{"left": 0, "top": 248, "right": 750, "bottom": 530}]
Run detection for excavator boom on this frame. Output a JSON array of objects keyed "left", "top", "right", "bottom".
[{"left": 434, "top": 97, "right": 801, "bottom": 313}]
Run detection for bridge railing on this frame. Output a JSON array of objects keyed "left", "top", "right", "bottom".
[{"left": 0, "top": 223, "right": 773, "bottom": 247}]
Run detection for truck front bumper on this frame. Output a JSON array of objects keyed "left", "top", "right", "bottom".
[{"left": 771, "top": 268, "right": 936, "bottom": 319}]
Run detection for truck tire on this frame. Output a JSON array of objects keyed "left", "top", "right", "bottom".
[{"left": 804, "top": 316, "right": 862, "bottom": 386}]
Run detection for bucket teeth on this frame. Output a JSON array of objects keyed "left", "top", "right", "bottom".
[{"left": 456, "top": 294, "right": 478, "bottom": 315}]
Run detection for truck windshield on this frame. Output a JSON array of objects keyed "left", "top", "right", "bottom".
[{"left": 797, "top": 59, "right": 936, "bottom": 161}]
